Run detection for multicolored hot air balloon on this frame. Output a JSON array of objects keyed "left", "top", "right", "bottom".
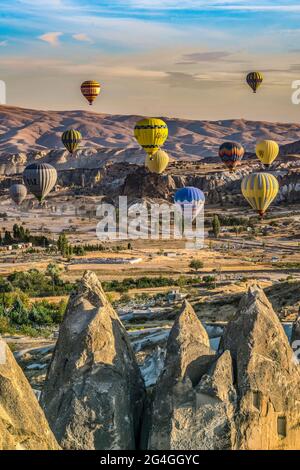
[
  {"left": 145, "top": 150, "right": 169, "bottom": 174},
  {"left": 174, "top": 187, "right": 205, "bottom": 220},
  {"left": 246, "top": 72, "right": 263, "bottom": 93},
  {"left": 62, "top": 129, "right": 82, "bottom": 154},
  {"left": 81, "top": 80, "right": 101, "bottom": 105},
  {"left": 134, "top": 118, "right": 168, "bottom": 155},
  {"left": 241, "top": 172, "right": 279, "bottom": 217},
  {"left": 23, "top": 163, "right": 57, "bottom": 203},
  {"left": 256, "top": 140, "right": 279, "bottom": 168},
  {"left": 219, "top": 142, "right": 245, "bottom": 171},
  {"left": 9, "top": 184, "right": 27, "bottom": 206}
]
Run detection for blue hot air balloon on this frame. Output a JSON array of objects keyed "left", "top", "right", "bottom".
[{"left": 174, "top": 187, "right": 205, "bottom": 220}]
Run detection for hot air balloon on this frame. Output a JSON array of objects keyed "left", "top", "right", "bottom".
[
  {"left": 174, "top": 187, "right": 205, "bottom": 220},
  {"left": 62, "top": 129, "right": 82, "bottom": 154},
  {"left": 256, "top": 140, "right": 279, "bottom": 168},
  {"left": 23, "top": 163, "right": 57, "bottom": 203},
  {"left": 219, "top": 142, "right": 245, "bottom": 171},
  {"left": 246, "top": 72, "right": 263, "bottom": 93},
  {"left": 9, "top": 184, "right": 27, "bottom": 206},
  {"left": 134, "top": 118, "right": 168, "bottom": 155},
  {"left": 81, "top": 80, "right": 101, "bottom": 105},
  {"left": 146, "top": 150, "right": 169, "bottom": 174},
  {"left": 241, "top": 172, "right": 279, "bottom": 217}
]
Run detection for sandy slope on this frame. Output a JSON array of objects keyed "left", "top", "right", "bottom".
[{"left": 1, "top": 105, "right": 300, "bottom": 162}]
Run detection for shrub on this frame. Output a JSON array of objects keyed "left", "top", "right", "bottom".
[
  {"left": 189, "top": 259, "right": 204, "bottom": 271},
  {"left": 0, "top": 316, "right": 11, "bottom": 334}
]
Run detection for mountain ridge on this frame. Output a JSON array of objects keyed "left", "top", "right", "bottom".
[{"left": 1, "top": 105, "right": 300, "bottom": 161}]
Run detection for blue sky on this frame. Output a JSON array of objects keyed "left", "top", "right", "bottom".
[{"left": 1, "top": 0, "right": 300, "bottom": 120}]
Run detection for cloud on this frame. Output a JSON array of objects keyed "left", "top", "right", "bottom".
[
  {"left": 163, "top": 71, "right": 208, "bottom": 89},
  {"left": 178, "top": 51, "right": 233, "bottom": 65},
  {"left": 116, "top": 1, "right": 300, "bottom": 12},
  {"left": 38, "top": 32, "right": 63, "bottom": 46},
  {"left": 176, "top": 50, "right": 249, "bottom": 67},
  {"left": 185, "top": 51, "right": 232, "bottom": 61},
  {"left": 72, "top": 33, "right": 93, "bottom": 43},
  {"left": 0, "top": 41, "right": 8, "bottom": 47}
]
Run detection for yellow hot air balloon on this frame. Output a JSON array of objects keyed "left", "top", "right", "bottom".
[
  {"left": 81, "top": 80, "right": 101, "bottom": 105},
  {"left": 246, "top": 72, "right": 263, "bottom": 93},
  {"left": 256, "top": 140, "right": 279, "bottom": 168},
  {"left": 145, "top": 150, "right": 169, "bottom": 174},
  {"left": 134, "top": 118, "right": 168, "bottom": 155},
  {"left": 241, "top": 172, "right": 279, "bottom": 217},
  {"left": 62, "top": 129, "right": 82, "bottom": 154}
]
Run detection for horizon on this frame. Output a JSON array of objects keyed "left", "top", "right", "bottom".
[
  {"left": 2, "top": 103, "right": 300, "bottom": 125},
  {"left": 1, "top": 1, "right": 300, "bottom": 121}
]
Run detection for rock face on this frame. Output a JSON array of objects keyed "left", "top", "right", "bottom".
[
  {"left": 122, "top": 166, "right": 176, "bottom": 201},
  {"left": 40, "top": 271, "right": 145, "bottom": 450},
  {"left": 220, "top": 286, "right": 300, "bottom": 450},
  {"left": 147, "top": 300, "right": 218, "bottom": 450},
  {"left": 0, "top": 338, "right": 59, "bottom": 450},
  {"left": 292, "top": 308, "right": 300, "bottom": 343},
  {"left": 147, "top": 288, "right": 300, "bottom": 450}
]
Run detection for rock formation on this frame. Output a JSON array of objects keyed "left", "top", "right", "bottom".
[
  {"left": 220, "top": 286, "right": 300, "bottom": 450},
  {"left": 41, "top": 271, "right": 145, "bottom": 450},
  {"left": 122, "top": 166, "right": 176, "bottom": 201},
  {"left": 147, "top": 300, "right": 218, "bottom": 449},
  {"left": 147, "top": 288, "right": 300, "bottom": 450},
  {"left": 292, "top": 308, "right": 300, "bottom": 343},
  {"left": 0, "top": 337, "right": 59, "bottom": 450}
]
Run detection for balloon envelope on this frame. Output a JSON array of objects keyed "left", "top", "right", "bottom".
[
  {"left": 219, "top": 142, "right": 244, "bottom": 171},
  {"left": 145, "top": 150, "right": 169, "bottom": 174},
  {"left": 62, "top": 129, "right": 82, "bottom": 154},
  {"left": 174, "top": 187, "right": 205, "bottom": 220},
  {"left": 23, "top": 163, "right": 57, "bottom": 202},
  {"left": 9, "top": 184, "right": 27, "bottom": 206},
  {"left": 134, "top": 118, "right": 168, "bottom": 155},
  {"left": 256, "top": 140, "right": 279, "bottom": 168},
  {"left": 241, "top": 172, "right": 279, "bottom": 217},
  {"left": 246, "top": 72, "right": 263, "bottom": 93},
  {"left": 81, "top": 80, "right": 101, "bottom": 105}
]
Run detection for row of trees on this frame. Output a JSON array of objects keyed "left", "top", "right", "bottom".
[
  {"left": 2, "top": 297, "right": 66, "bottom": 326},
  {"left": 2, "top": 264, "right": 73, "bottom": 297},
  {"left": 1, "top": 223, "right": 51, "bottom": 247}
]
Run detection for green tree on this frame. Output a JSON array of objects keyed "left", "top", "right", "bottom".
[
  {"left": 212, "top": 215, "right": 221, "bottom": 238},
  {"left": 0, "top": 279, "right": 12, "bottom": 311},
  {"left": 3, "top": 230, "right": 13, "bottom": 245},
  {"left": 45, "top": 263, "right": 63, "bottom": 293},
  {"left": 9, "top": 297, "right": 29, "bottom": 325},
  {"left": 57, "top": 233, "right": 70, "bottom": 257},
  {"left": 189, "top": 259, "right": 204, "bottom": 272}
]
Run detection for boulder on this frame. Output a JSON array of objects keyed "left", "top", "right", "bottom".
[
  {"left": 0, "top": 338, "right": 59, "bottom": 450},
  {"left": 41, "top": 271, "right": 145, "bottom": 450}
]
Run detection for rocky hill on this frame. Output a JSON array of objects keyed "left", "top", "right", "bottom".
[
  {"left": 1, "top": 106, "right": 300, "bottom": 172},
  {"left": 1, "top": 158, "right": 300, "bottom": 208}
]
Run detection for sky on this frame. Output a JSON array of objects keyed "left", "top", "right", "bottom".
[{"left": 1, "top": 0, "right": 300, "bottom": 121}]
